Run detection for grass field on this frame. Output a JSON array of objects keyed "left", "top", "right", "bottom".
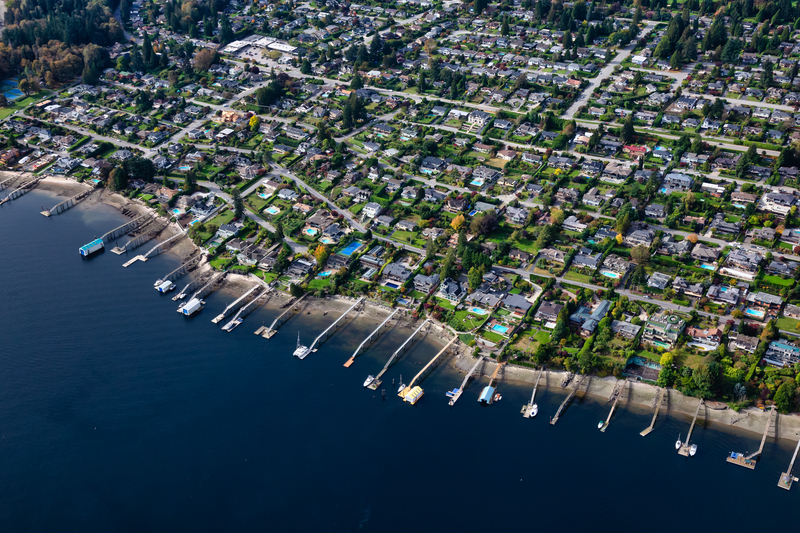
[
  {"left": 563, "top": 270, "right": 593, "bottom": 283},
  {"left": 776, "top": 316, "right": 800, "bottom": 332},
  {"left": 481, "top": 330, "right": 505, "bottom": 343},
  {"left": 763, "top": 275, "right": 794, "bottom": 287}
]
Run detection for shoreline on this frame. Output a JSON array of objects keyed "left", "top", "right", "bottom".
[
  {"left": 31, "top": 179, "right": 798, "bottom": 443},
  {"left": 451, "top": 354, "right": 800, "bottom": 442}
]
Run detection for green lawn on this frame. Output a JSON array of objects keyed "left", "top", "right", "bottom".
[
  {"left": 308, "top": 278, "right": 332, "bottom": 290},
  {"left": 0, "top": 90, "right": 51, "bottom": 120},
  {"left": 481, "top": 330, "right": 505, "bottom": 343},
  {"left": 534, "top": 330, "right": 550, "bottom": 344},
  {"left": 563, "top": 270, "right": 593, "bottom": 283},
  {"left": 776, "top": 316, "right": 800, "bottom": 332},
  {"left": 436, "top": 298, "right": 456, "bottom": 310},
  {"left": 763, "top": 275, "right": 794, "bottom": 287},
  {"left": 207, "top": 209, "right": 235, "bottom": 227},
  {"left": 393, "top": 230, "right": 418, "bottom": 243}
]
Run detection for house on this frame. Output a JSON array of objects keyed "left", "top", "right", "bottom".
[
  {"left": 539, "top": 248, "right": 566, "bottom": 264},
  {"left": 362, "top": 202, "right": 382, "bottom": 219},
  {"left": 721, "top": 249, "right": 762, "bottom": 280},
  {"left": 691, "top": 243, "right": 719, "bottom": 262},
  {"left": 438, "top": 278, "right": 465, "bottom": 302},
  {"left": 710, "top": 213, "right": 741, "bottom": 234},
  {"left": 444, "top": 197, "right": 468, "bottom": 213},
  {"left": 569, "top": 300, "right": 611, "bottom": 335},
  {"left": 562, "top": 215, "right": 588, "bottom": 233},
  {"left": 662, "top": 172, "right": 693, "bottom": 192},
  {"left": 572, "top": 248, "right": 602, "bottom": 270},
  {"left": 648, "top": 272, "right": 671, "bottom": 290},
  {"left": 752, "top": 291, "right": 783, "bottom": 310},
  {"left": 728, "top": 332, "right": 759, "bottom": 353},
  {"left": 509, "top": 249, "right": 531, "bottom": 263},
  {"left": 644, "top": 204, "right": 666, "bottom": 219},
  {"left": 707, "top": 284, "right": 742, "bottom": 306},
  {"left": 502, "top": 293, "right": 532, "bottom": 317},
  {"left": 731, "top": 191, "right": 758, "bottom": 204},
  {"left": 505, "top": 206, "right": 529, "bottom": 225},
  {"left": 535, "top": 301, "right": 564, "bottom": 323},
  {"left": 625, "top": 228, "right": 656, "bottom": 247},
  {"left": 218, "top": 223, "right": 240, "bottom": 239},
  {"left": 611, "top": 320, "right": 642, "bottom": 339},
  {"left": 602, "top": 254, "right": 631, "bottom": 275},
  {"left": 641, "top": 313, "right": 686, "bottom": 349},
  {"left": 467, "top": 110, "right": 492, "bottom": 127},
  {"left": 383, "top": 262, "right": 412, "bottom": 283},
  {"left": 764, "top": 340, "right": 800, "bottom": 367},
  {"left": 413, "top": 273, "right": 440, "bottom": 293},
  {"left": 421, "top": 156, "right": 446, "bottom": 174},
  {"left": 287, "top": 258, "right": 315, "bottom": 278},
  {"left": 686, "top": 326, "right": 723, "bottom": 350}
]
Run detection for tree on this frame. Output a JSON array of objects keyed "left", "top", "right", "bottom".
[
  {"left": 501, "top": 17, "right": 509, "bottom": 36},
  {"left": 351, "top": 71, "right": 364, "bottom": 90},
  {"left": 620, "top": 115, "right": 635, "bottom": 143},
  {"left": 762, "top": 60, "right": 773, "bottom": 89},
  {"left": 109, "top": 166, "right": 128, "bottom": 191},
  {"left": 439, "top": 247, "right": 457, "bottom": 280},
  {"left": 774, "top": 380, "right": 796, "bottom": 413},
  {"left": 233, "top": 188, "right": 244, "bottom": 220},
  {"left": 615, "top": 233, "right": 624, "bottom": 245},
  {"left": 289, "top": 283, "right": 304, "bottom": 298},
  {"left": 468, "top": 267, "right": 483, "bottom": 292},
  {"left": 219, "top": 13, "right": 234, "bottom": 45},
  {"left": 549, "top": 208, "right": 565, "bottom": 225},
  {"left": 123, "top": 157, "right": 155, "bottom": 182},
  {"left": 686, "top": 233, "right": 699, "bottom": 243},
  {"left": 630, "top": 245, "right": 651, "bottom": 265},
  {"left": 451, "top": 213, "right": 465, "bottom": 230},
  {"left": 313, "top": 244, "right": 329, "bottom": 264},
  {"left": 300, "top": 58, "right": 312, "bottom": 75},
  {"left": 193, "top": 49, "right": 217, "bottom": 72}
]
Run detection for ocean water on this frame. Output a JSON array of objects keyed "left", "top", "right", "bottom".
[{"left": 1, "top": 190, "right": 799, "bottom": 532}]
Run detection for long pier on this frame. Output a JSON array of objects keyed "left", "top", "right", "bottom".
[
  {"left": 0, "top": 175, "right": 44, "bottom": 205},
  {"left": 41, "top": 186, "right": 96, "bottom": 216},
  {"left": 156, "top": 254, "right": 203, "bottom": 285},
  {"left": 182, "top": 272, "right": 226, "bottom": 308},
  {"left": 212, "top": 285, "right": 262, "bottom": 324},
  {"left": 173, "top": 271, "right": 213, "bottom": 301},
  {"left": 0, "top": 172, "right": 24, "bottom": 191},
  {"left": 344, "top": 309, "right": 399, "bottom": 367},
  {"left": 640, "top": 388, "right": 666, "bottom": 437},
  {"left": 261, "top": 293, "right": 309, "bottom": 338},
  {"left": 297, "top": 297, "right": 364, "bottom": 358},
  {"left": 367, "top": 319, "right": 431, "bottom": 390},
  {"left": 112, "top": 220, "right": 168, "bottom": 255},
  {"left": 778, "top": 435, "right": 800, "bottom": 490},
  {"left": 223, "top": 289, "right": 272, "bottom": 331},
  {"left": 727, "top": 406, "right": 777, "bottom": 470},
  {"left": 678, "top": 399, "right": 704, "bottom": 456},
  {"left": 550, "top": 374, "right": 586, "bottom": 425},
  {"left": 521, "top": 367, "right": 544, "bottom": 417},
  {"left": 449, "top": 356, "right": 485, "bottom": 406},
  {"left": 101, "top": 213, "right": 153, "bottom": 243},
  {"left": 599, "top": 380, "right": 626, "bottom": 432},
  {"left": 398, "top": 336, "right": 458, "bottom": 400}
]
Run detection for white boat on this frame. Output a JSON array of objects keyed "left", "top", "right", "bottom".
[
  {"left": 530, "top": 404, "right": 538, "bottom": 417},
  {"left": 689, "top": 444, "right": 698, "bottom": 457},
  {"left": 675, "top": 434, "right": 682, "bottom": 450},
  {"left": 598, "top": 421, "right": 605, "bottom": 430},
  {"left": 293, "top": 332, "right": 309, "bottom": 359},
  {"left": 397, "top": 375, "right": 405, "bottom": 393},
  {"left": 363, "top": 375, "right": 375, "bottom": 388}
]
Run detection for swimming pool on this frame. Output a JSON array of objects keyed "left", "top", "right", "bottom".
[
  {"left": 601, "top": 270, "right": 621, "bottom": 279},
  {"left": 265, "top": 206, "right": 281, "bottom": 215},
  {"left": 339, "top": 241, "right": 362, "bottom": 257},
  {"left": 317, "top": 271, "right": 332, "bottom": 277},
  {"left": 700, "top": 263, "right": 716, "bottom": 271},
  {"left": 745, "top": 307, "right": 765, "bottom": 318},
  {"left": 397, "top": 298, "right": 411, "bottom": 305},
  {"left": 660, "top": 188, "right": 667, "bottom": 194},
  {"left": 733, "top": 204, "right": 746, "bottom": 209},
  {"left": 179, "top": 165, "right": 191, "bottom": 172},
  {"left": 303, "top": 227, "right": 319, "bottom": 236},
  {"left": 189, "top": 219, "right": 200, "bottom": 226},
  {"left": 468, "top": 209, "right": 479, "bottom": 216},
  {"left": 258, "top": 193, "right": 270, "bottom": 199},
  {"left": 385, "top": 282, "right": 399, "bottom": 289},
  {"left": 470, "top": 307, "right": 488, "bottom": 315},
  {"left": 320, "top": 237, "right": 335, "bottom": 244},
  {"left": 91, "top": 179, "right": 101, "bottom": 184},
  {"left": 491, "top": 324, "right": 509, "bottom": 334}
]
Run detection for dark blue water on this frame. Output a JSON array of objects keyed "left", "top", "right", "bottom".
[{"left": 1, "top": 189, "right": 799, "bottom": 532}]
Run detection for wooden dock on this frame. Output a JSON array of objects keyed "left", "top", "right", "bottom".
[
  {"left": 550, "top": 374, "right": 586, "bottom": 425},
  {"left": 343, "top": 309, "right": 398, "bottom": 367},
  {"left": 778, "top": 436, "right": 800, "bottom": 490},
  {"left": 678, "top": 399, "right": 704, "bottom": 456},
  {"left": 398, "top": 336, "right": 457, "bottom": 401},
  {"left": 254, "top": 326, "right": 268, "bottom": 336},
  {"left": 449, "top": 356, "right": 484, "bottom": 406},
  {"left": 367, "top": 319, "right": 430, "bottom": 390},
  {"left": 727, "top": 406, "right": 776, "bottom": 470},
  {"left": 640, "top": 388, "right": 666, "bottom": 437},
  {"left": 521, "top": 368, "right": 544, "bottom": 418},
  {"left": 122, "top": 255, "right": 146, "bottom": 267},
  {"left": 261, "top": 293, "right": 308, "bottom": 338},
  {"left": 599, "top": 380, "right": 627, "bottom": 432}
]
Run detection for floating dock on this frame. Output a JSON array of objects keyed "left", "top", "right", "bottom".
[
  {"left": 478, "top": 362, "right": 504, "bottom": 404},
  {"left": 293, "top": 297, "right": 364, "bottom": 359},
  {"left": 367, "top": 319, "right": 430, "bottom": 390},
  {"left": 640, "top": 387, "right": 667, "bottom": 437},
  {"left": 550, "top": 374, "right": 586, "bottom": 425},
  {"left": 778, "top": 436, "right": 800, "bottom": 490},
  {"left": 521, "top": 367, "right": 544, "bottom": 418},
  {"left": 399, "top": 336, "right": 458, "bottom": 404},
  {"left": 727, "top": 405, "right": 776, "bottom": 470},
  {"left": 261, "top": 294, "right": 308, "bottom": 338},
  {"left": 344, "top": 309, "right": 399, "bottom": 367},
  {"left": 678, "top": 399, "right": 704, "bottom": 456},
  {"left": 448, "top": 356, "right": 484, "bottom": 406}
]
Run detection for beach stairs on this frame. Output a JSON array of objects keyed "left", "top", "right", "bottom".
[{"left": 728, "top": 405, "right": 777, "bottom": 470}]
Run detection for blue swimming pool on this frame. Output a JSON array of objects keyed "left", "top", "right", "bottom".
[
  {"left": 317, "top": 271, "right": 332, "bottom": 277},
  {"left": 266, "top": 206, "right": 280, "bottom": 215},
  {"left": 172, "top": 208, "right": 181, "bottom": 215},
  {"left": 339, "top": 241, "right": 362, "bottom": 257},
  {"left": 601, "top": 270, "right": 621, "bottom": 279},
  {"left": 189, "top": 219, "right": 200, "bottom": 226},
  {"left": 179, "top": 166, "right": 191, "bottom": 172},
  {"left": 468, "top": 209, "right": 479, "bottom": 216},
  {"left": 303, "top": 227, "right": 319, "bottom": 236},
  {"left": 470, "top": 308, "right": 488, "bottom": 315},
  {"left": 491, "top": 324, "right": 509, "bottom": 334},
  {"left": 733, "top": 204, "right": 746, "bottom": 209},
  {"left": 700, "top": 263, "right": 716, "bottom": 270},
  {"left": 385, "top": 282, "right": 399, "bottom": 289},
  {"left": 745, "top": 307, "right": 765, "bottom": 318}
]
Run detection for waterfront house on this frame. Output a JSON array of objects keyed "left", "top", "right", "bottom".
[
  {"left": 642, "top": 313, "right": 686, "bottom": 349},
  {"left": 535, "top": 301, "right": 564, "bottom": 323},
  {"left": 728, "top": 332, "right": 759, "bottom": 353},
  {"left": 764, "top": 340, "right": 800, "bottom": 367},
  {"left": 611, "top": 320, "right": 641, "bottom": 339}
]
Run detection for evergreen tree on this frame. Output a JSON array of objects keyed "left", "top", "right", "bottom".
[
  {"left": 501, "top": 17, "right": 509, "bottom": 36},
  {"left": 351, "top": 71, "right": 363, "bottom": 90},
  {"left": 233, "top": 188, "right": 244, "bottom": 219},
  {"left": 620, "top": 115, "right": 635, "bottom": 143}
]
